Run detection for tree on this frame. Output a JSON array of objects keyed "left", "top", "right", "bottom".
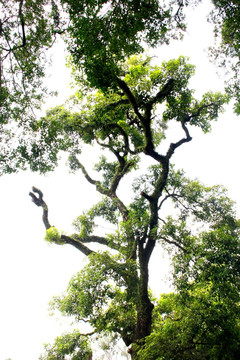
[
  {"left": 29, "top": 55, "right": 230, "bottom": 358},
  {"left": 1, "top": 0, "right": 239, "bottom": 359},
  {"left": 0, "top": 0, "right": 190, "bottom": 174},
  {"left": 209, "top": 0, "right": 240, "bottom": 113},
  {"left": 0, "top": 0, "right": 66, "bottom": 174}
]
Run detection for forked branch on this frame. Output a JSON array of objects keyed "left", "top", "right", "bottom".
[
  {"left": 29, "top": 186, "right": 95, "bottom": 256},
  {"left": 29, "top": 186, "right": 51, "bottom": 229}
]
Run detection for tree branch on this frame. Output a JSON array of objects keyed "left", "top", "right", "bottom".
[
  {"left": 160, "top": 235, "right": 187, "bottom": 253},
  {"left": 61, "top": 235, "right": 94, "bottom": 256},
  {"left": 147, "top": 78, "right": 175, "bottom": 107},
  {"left": 29, "top": 186, "right": 51, "bottom": 229},
  {"left": 116, "top": 77, "right": 145, "bottom": 123},
  {"left": 18, "top": 0, "right": 26, "bottom": 47},
  {"left": 166, "top": 121, "right": 192, "bottom": 159},
  {"left": 29, "top": 187, "right": 94, "bottom": 256}
]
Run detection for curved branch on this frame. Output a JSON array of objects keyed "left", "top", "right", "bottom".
[
  {"left": 160, "top": 235, "right": 187, "bottom": 253},
  {"left": 29, "top": 187, "right": 94, "bottom": 256},
  {"left": 74, "top": 156, "right": 129, "bottom": 221},
  {"left": 166, "top": 121, "right": 192, "bottom": 159},
  {"left": 29, "top": 186, "right": 51, "bottom": 229},
  {"left": 61, "top": 235, "right": 94, "bottom": 256},
  {"left": 116, "top": 78, "right": 144, "bottom": 122}
]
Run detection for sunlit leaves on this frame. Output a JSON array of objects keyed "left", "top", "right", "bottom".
[
  {"left": 39, "top": 330, "right": 92, "bottom": 360},
  {"left": 72, "top": 213, "right": 95, "bottom": 239},
  {"left": 50, "top": 251, "right": 137, "bottom": 342},
  {"left": 45, "top": 227, "right": 65, "bottom": 244},
  {"left": 0, "top": 0, "right": 63, "bottom": 122},
  {"left": 164, "top": 166, "right": 235, "bottom": 226},
  {"left": 18, "top": 55, "right": 229, "bottom": 177},
  {"left": 138, "top": 285, "right": 240, "bottom": 359}
]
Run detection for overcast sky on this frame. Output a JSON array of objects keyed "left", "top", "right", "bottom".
[{"left": 0, "top": 1, "right": 240, "bottom": 359}]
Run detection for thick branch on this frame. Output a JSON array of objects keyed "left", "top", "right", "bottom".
[
  {"left": 77, "top": 162, "right": 100, "bottom": 187},
  {"left": 75, "top": 235, "right": 108, "bottom": 245},
  {"left": 18, "top": 0, "right": 26, "bottom": 47},
  {"left": 29, "top": 187, "right": 94, "bottom": 256},
  {"left": 166, "top": 121, "right": 192, "bottom": 159},
  {"left": 116, "top": 78, "right": 145, "bottom": 123},
  {"left": 61, "top": 235, "right": 94, "bottom": 256},
  {"left": 29, "top": 186, "right": 51, "bottom": 229},
  {"left": 147, "top": 78, "right": 175, "bottom": 107}
]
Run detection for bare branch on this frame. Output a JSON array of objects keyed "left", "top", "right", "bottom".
[
  {"left": 29, "top": 186, "right": 51, "bottom": 229},
  {"left": 29, "top": 187, "right": 95, "bottom": 256},
  {"left": 166, "top": 121, "right": 192, "bottom": 159}
]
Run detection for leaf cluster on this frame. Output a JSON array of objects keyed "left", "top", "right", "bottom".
[
  {"left": 39, "top": 330, "right": 92, "bottom": 360},
  {"left": 50, "top": 251, "right": 138, "bottom": 345},
  {"left": 138, "top": 218, "right": 240, "bottom": 359}
]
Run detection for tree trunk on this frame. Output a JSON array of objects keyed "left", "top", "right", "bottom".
[{"left": 129, "top": 243, "right": 155, "bottom": 359}]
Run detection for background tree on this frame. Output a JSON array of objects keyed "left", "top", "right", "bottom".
[
  {"left": 209, "top": 0, "right": 240, "bottom": 113},
  {"left": 0, "top": 0, "right": 68, "bottom": 174},
  {"left": 29, "top": 55, "right": 230, "bottom": 358}
]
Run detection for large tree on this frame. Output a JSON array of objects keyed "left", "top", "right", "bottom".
[
  {"left": 29, "top": 54, "right": 234, "bottom": 358},
  {"left": 1, "top": 0, "right": 239, "bottom": 358}
]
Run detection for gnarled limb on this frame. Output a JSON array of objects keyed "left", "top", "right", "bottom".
[
  {"left": 166, "top": 120, "right": 192, "bottom": 159},
  {"left": 71, "top": 156, "right": 129, "bottom": 221},
  {"left": 61, "top": 235, "right": 94, "bottom": 256},
  {"left": 29, "top": 187, "right": 94, "bottom": 256},
  {"left": 29, "top": 186, "right": 51, "bottom": 229}
]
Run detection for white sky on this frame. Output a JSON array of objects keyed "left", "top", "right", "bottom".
[{"left": 1, "top": 1, "right": 240, "bottom": 359}]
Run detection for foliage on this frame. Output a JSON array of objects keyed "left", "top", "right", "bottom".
[
  {"left": 136, "top": 167, "right": 240, "bottom": 359},
  {"left": 39, "top": 330, "right": 92, "bottom": 360},
  {"left": 17, "top": 1, "right": 240, "bottom": 358},
  {"left": 62, "top": 0, "right": 192, "bottom": 90},
  {"left": 45, "top": 227, "right": 65, "bottom": 244},
  {"left": 1, "top": 0, "right": 240, "bottom": 174},
  {"left": 28, "top": 54, "right": 236, "bottom": 359},
  {"left": 0, "top": 0, "right": 66, "bottom": 174},
  {"left": 138, "top": 221, "right": 240, "bottom": 359},
  {"left": 209, "top": 0, "right": 240, "bottom": 113},
  {"left": 50, "top": 251, "right": 138, "bottom": 346}
]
